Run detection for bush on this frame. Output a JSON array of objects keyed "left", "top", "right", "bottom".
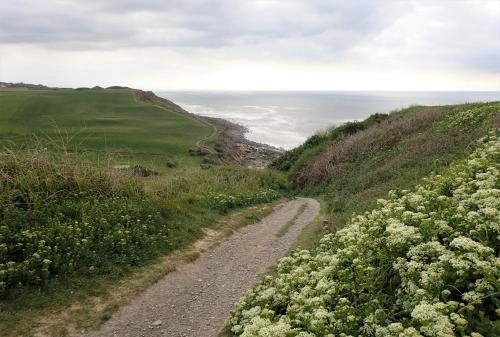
[
  {"left": 446, "top": 104, "right": 499, "bottom": 130},
  {"left": 0, "top": 151, "right": 288, "bottom": 294},
  {"left": 199, "top": 189, "right": 280, "bottom": 213},
  {"left": 0, "top": 150, "right": 191, "bottom": 292},
  {"left": 149, "top": 165, "right": 289, "bottom": 203},
  {"left": 230, "top": 131, "right": 500, "bottom": 337},
  {"left": 0, "top": 198, "right": 191, "bottom": 291}
]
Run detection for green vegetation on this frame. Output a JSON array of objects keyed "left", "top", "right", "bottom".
[
  {"left": 0, "top": 146, "right": 287, "bottom": 336},
  {"left": 228, "top": 102, "right": 500, "bottom": 336},
  {"left": 0, "top": 89, "right": 213, "bottom": 167},
  {"left": 2, "top": 88, "right": 499, "bottom": 337},
  {"left": 199, "top": 190, "right": 281, "bottom": 213},
  {"left": 276, "top": 203, "right": 307, "bottom": 237},
  {"left": 0, "top": 149, "right": 287, "bottom": 293},
  {"left": 230, "top": 132, "right": 500, "bottom": 336},
  {"left": 272, "top": 102, "right": 500, "bottom": 241}
]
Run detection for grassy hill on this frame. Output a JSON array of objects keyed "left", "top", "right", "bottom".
[
  {"left": 271, "top": 102, "right": 500, "bottom": 238},
  {"left": 0, "top": 89, "right": 213, "bottom": 167}
]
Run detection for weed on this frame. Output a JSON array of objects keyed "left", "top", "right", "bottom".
[{"left": 276, "top": 204, "right": 307, "bottom": 237}]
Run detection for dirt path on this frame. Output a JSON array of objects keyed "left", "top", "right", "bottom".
[{"left": 87, "top": 197, "right": 320, "bottom": 337}]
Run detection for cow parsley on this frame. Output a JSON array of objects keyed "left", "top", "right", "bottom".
[{"left": 230, "top": 131, "right": 500, "bottom": 336}]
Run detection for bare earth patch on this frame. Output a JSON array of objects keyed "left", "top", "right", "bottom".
[{"left": 85, "top": 197, "right": 319, "bottom": 337}]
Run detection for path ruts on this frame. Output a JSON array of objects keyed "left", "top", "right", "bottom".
[{"left": 88, "top": 197, "right": 320, "bottom": 337}]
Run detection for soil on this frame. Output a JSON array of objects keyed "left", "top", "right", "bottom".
[{"left": 85, "top": 197, "right": 320, "bottom": 337}]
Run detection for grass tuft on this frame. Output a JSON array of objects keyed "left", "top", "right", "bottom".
[{"left": 276, "top": 204, "right": 307, "bottom": 237}]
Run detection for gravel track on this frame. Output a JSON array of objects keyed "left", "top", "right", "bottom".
[{"left": 88, "top": 197, "right": 320, "bottom": 337}]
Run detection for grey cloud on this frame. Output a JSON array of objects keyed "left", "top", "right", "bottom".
[
  {"left": 401, "top": 0, "right": 500, "bottom": 73},
  {"left": 0, "top": 0, "right": 498, "bottom": 74},
  {"left": 0, "top": 0, "right": 408, "bottom": 49}
]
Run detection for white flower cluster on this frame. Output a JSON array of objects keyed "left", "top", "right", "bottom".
[
  {"left": 445, "top": 104, "right": 498, "bottom": 130},
  {"left": 230, "top": 131, "right": 500, "bottom": 337}
]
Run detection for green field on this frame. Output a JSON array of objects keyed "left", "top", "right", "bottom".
[{"left": 0, "top": 89, "right": 213, "bottom": 167}]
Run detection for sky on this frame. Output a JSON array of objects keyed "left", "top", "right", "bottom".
[{"left": 0, "top": 0, "right": 499, "bottom": 91}]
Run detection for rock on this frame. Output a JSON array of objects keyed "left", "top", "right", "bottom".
[
  {"left": 322, "top": 219, "right": 330, "bottom": 229},
  {"left": 152, "top": 320, "right": 163, "bottom": 326},
  {"left": 132, "top": 165, "right": 159, "bottom": 177},
  {"left": 165, "top": 159, "right": 178, "bottom": 168}
]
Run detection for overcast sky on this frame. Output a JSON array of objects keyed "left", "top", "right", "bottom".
[{"left": 1, "top": 0, "right": 499, "bottom": 90}]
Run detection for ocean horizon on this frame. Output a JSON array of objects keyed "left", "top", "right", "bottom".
[{"left": 159, "top": 91, "right": 500, "bottom": 149}]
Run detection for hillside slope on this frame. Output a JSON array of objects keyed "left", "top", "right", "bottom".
[
  {"left": 271, "top": 102, "right": 500, "bottom": 235},
  {"left": 226, "top": 101, "right": 500, "bottom": 337},
  {"left": 0, "top": 87, "right": 288, "bottom": 336},
  {"left": 0, "top": 88, "right": 213, "bottom": 167}
]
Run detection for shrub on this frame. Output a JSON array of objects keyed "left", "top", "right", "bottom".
[
  {"left": 0, "top": 151, "right": 288, "bottom": 294},
  {"left": 0, "top": 150, "right": 191, "bottom": 292},
  {"left": 230, "top": 131, "right": 500, "bottom": 337},
  {"left": 446, "top": 104, "right": 499, "bottom": 130},
  {"left": 199, "top": 189, "right": 280, "bottom": 213},
  {"left": 0, "top": 198, "right": 189, "bottom": 291}
]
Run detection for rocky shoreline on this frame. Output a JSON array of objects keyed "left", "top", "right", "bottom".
[
  {"left": 200, "top": 116, "right": 284, "bottom": 168},
  {"left": 139, "top": 90, "right": 284, "bottom": 168},
  {"left": 1, "top": 84, "right": 283, "bottom": 169}
]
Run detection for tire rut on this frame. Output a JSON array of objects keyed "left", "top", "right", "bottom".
[{"left": 87, "top": 197, "right": 320, "bottom": 337}]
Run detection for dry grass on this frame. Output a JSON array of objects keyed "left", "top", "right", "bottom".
[
  {"left": 274, "top": 102, "right": 500, "bottom": 253},
  {"left": 0, "top": 146, "right": 141, "bottom": 205},
  {"left": 296, "top": 106, "right": 446, "bottom": 187}
]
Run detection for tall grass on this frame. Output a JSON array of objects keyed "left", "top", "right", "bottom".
[
  {"left": 0, "top": 148, "right": 288, "bottom": 294},
  {"left": 149, "top": 166, "right": 288, "bottom": 199},
  {"left": 0, "top": 148, "right": 169, "bottom": 292},
  {"left": 296, "top": 106, "right": 446, "bottom": 187}
]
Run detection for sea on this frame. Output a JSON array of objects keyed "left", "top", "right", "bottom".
[{"left": 158, "top": 91, "right": 500, "bottom": 149}]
